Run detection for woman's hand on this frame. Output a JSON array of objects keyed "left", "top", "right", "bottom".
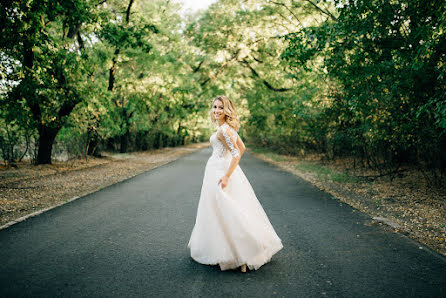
[{"left": 218, "top": 175, "right": 229, "bottom": 189}]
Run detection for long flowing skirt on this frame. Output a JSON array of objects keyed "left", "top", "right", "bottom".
[{"left": 187, "top": 155, "right": 283, "bottom": 271}]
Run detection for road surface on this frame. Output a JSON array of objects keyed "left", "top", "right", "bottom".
[{"left": 1, "top": 147, "right": 445, "bottom": 297}]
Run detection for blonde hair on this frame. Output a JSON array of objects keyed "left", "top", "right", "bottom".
[{"left": 210, "top": 95, "right": 240, "bottom": 132}]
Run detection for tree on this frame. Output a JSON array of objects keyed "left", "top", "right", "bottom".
[
  {"left": 282, "top": 0, "right": 446, "bottom": 178},
  {"left": 0, "top": 0, "right": 104, "bottom": 164}
]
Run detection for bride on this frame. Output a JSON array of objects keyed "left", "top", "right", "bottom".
[{"left": 187, "top": 95, "right": 283, "bottom": 272}]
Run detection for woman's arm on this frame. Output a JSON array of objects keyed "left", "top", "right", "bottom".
[
  {"left": 217, "top": 127, "right": 242, "bottom": 188},
  {"left": 236, "top": 134, "right": 246, "bottom": 156}
]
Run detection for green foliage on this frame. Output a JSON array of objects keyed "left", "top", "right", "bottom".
[
  {"left": 281, "top": 0, "right": 446, "bottom": 181},
  {"left": 0, "top": 0, "right": 211, "bottom": 162},
  {"left": 0, "top": 0, "right": 444, "bottom": 185}
]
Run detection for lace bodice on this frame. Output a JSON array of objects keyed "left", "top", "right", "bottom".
[{"left": 210, "top": 123, "right": 239, "bottom": 159}]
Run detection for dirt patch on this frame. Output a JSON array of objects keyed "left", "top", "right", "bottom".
[
  {"left": 250, "top": 149, "right": 446, "bottom": 257},
  {"left": 0, "top": 143, "right": 209, "bottom": 228}
]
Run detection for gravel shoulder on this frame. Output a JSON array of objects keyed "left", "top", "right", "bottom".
[
  {"left": 250, "top": 148, "right": 446, "bottom": 257},
  {"left": 0, "top": 142, "right": 209, "bottom": 228}
]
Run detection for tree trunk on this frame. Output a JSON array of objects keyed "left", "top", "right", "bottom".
[
  {"left": 108, "top": 52, "right": 119, "bottom": 91},
  {"left": 86, "top": 125, "right": 101, "bottom": 157},
  {"left": 120, "top": 107, "right": 128, "bottom": 153},
  {"left": 36, "top": 125, "right": 59, "bottom": 164},
  {"left": 120, "top": 133, "right": 128, "bottom": 153},
  {"left": 87, "top": 137, "right": 100, "bottom": 156}
]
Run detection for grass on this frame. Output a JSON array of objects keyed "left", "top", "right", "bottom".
[
  {"left": 250, "top": 146, "right": 362, "bottom": 184},
  {"left": 295, "top": 162, "right": 363, "bottom": 184},
  {"left": 249, "top": 147, "right": 289, "bottom": 162}
]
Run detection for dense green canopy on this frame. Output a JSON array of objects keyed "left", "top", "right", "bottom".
[{"left": 0, "top": 0, "right": 444, "bottom": 182}]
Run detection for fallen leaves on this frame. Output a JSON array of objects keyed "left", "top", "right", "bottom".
[{"left": 251, "top": 150, "right": 446, "bottom": 257}]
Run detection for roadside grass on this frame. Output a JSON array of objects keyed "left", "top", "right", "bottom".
[
  {"left": 295, "top": 162, "right": 364, "bottom": 184},
  {"left": 249, "top": 147, "right": 289, "bottom": 162},
  {"left": 250, "top": 146, "right": 362, "bottom": 184}
]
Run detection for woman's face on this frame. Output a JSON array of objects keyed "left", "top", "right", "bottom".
[{"left": 212, "top": 100, "right": 225, "bottom": 121}]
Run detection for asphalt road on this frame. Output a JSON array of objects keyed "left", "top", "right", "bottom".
[{"left": 1, "top": 147, "right": 445, "bottom": 297}]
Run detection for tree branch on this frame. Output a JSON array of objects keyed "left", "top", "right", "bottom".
[
  {"left": 200, "top": 78, "right": 210, "bottom": 86},
  {"left": 193, "top": 60, "right": 204, "bottom": 73},
  {"left": 77, "top": 31, "right": 85, "bottom": 50},
  {"left": 301, "top": 0, "right": 337, "bottom": 21},
  {"left": 241, "top": 60, "right": 291, "bottom": 92},
  {"left": 67, "top": 23, "right": 81, "bottom": 39},
  {"left": 108, "top": 49, "right": 120, "bottom": 91},
  {"left": 126, "top": 0, "right": 134, "bottom": 23},
  {"left": 270, "top": 1, "right": 305, "bottom": 28}
]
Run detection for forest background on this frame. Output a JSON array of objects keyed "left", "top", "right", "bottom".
[{"left": 1, "top": 0, "right": 445, "bottom": 186}]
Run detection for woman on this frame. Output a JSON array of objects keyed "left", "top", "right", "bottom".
[{"left": 187, "top": 95, "right": 283, "bottom": 272}]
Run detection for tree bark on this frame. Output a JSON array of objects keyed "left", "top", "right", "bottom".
[
  {"left": 125, "top": 0, "right": 134, "bottom": 23},
  {"left": 108, "top": 0, "right": 134, "bottom": 91},
  {"left": 36, "top": 124, "right": 59, "bottom": 164},
  {"left": 120, "top": 131, "right": 129, "bottom": 153},
  {"left": 119, "top": 107, "right": 134, "bottom": 153},
  {"left": 108, "top": 49, "right": 119, "bottom": 91}
]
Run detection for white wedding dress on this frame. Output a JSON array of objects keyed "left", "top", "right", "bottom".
[{"left": 187, "top": 123, "right": 283, "bottom": 271}]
